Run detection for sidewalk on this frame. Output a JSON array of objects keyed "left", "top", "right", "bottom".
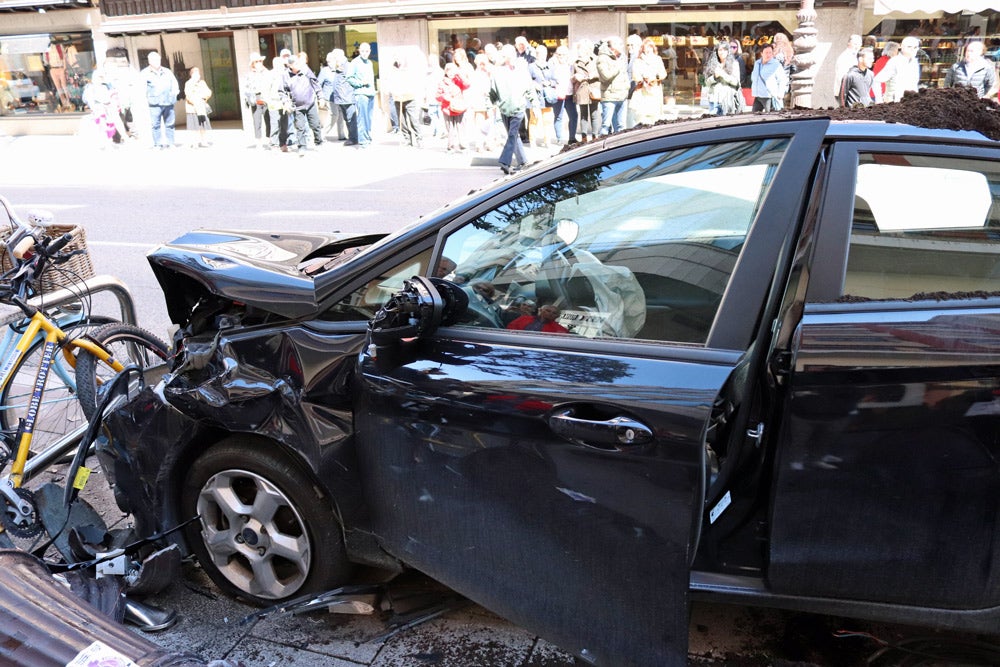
[
  {"left": 0, "top": 100, "right": 713, "bottom": 190},
  {"left": 0, "top": 120, "right": 569, "bottom": 191}
]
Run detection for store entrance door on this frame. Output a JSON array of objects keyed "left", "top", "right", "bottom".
[{"left": 199, "top": 35, "right": 239, "bottom": 121}]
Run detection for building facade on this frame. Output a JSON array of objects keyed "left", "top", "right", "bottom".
[{"left": 1, "top": 0, "right": 999, "bottom": 135}]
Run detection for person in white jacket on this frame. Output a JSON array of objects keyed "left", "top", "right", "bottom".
[{"left": 874, "top": 36, "right": 921, "bottom": 103}]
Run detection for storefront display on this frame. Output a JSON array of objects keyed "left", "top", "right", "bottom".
[
  {"left": 626, "top": 21, "right": 794, "bottom": 106},
  {"left": 0, "top": 32, "right": 94, "bottom": 115},
  {"left": 296, "top": 25, "right": 376, "bottom": 75},
  {"left": 870, "top": 14, "right": 1000, "bottom": 90}
]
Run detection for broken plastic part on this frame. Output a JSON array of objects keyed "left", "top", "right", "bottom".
[{"left": 0, "top": 549, "right": 229, "bottom": 664}]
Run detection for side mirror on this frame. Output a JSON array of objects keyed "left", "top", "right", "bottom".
[{"left": 368, "top": 276, "right": 468, "bottom": 347}]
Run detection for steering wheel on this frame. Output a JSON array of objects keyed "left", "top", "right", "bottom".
[{"left": 458, "top": 284, "right": 503, "bottom": 328}]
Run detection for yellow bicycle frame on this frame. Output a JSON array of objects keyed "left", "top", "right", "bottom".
[{"left": 0, "top": 310, "right": 124, "bottom": 488}]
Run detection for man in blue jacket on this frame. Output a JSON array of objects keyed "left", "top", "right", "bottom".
[
  {"left": 142, "top": 52, "right": 179, "bottom": 148},
  {"left": 750, "top": 44, "right": 788, "bottom": 112},
  {"left": 348, "top": 43, "right": 376, "bottom": 147}
]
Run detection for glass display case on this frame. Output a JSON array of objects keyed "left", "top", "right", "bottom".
[{"left": 0, "top": 32, "right": 94, "bottom": 116}]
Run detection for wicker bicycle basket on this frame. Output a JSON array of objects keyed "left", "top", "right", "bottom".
[{"left": 0, "top": 224, "right": 96, "bottom": 294}]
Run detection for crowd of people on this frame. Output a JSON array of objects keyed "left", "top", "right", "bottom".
[
  {"left": 241, "top": 33, "right": 803, "bottom": 174},
  {"left": 835, "top": 32, "right": 1000, "bottom": 108},
  {"left": 72, "top": 29, "right": 1000, "bottom": 167}
]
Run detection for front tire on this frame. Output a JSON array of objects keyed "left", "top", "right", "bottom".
[{"left": 181, "top": 438, "right": 352, "bottom": 604}]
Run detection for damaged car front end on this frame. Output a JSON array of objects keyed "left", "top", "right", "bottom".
[{"left": 103, "top": 228, "right": 413, "bottom": 603}]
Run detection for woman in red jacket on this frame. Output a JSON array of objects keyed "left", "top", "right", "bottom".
[{"left": 437, "top": 62, "right": 470, "bottom": 152}]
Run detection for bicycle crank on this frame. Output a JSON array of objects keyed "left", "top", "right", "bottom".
[{"left": 0, "top": 479, "right": 42, "bottom": 538}]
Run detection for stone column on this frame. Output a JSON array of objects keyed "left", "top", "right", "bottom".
[{"left": 791, "top": 0, "right": 818, "bottom": 109}]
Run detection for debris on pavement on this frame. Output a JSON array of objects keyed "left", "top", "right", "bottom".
[{"left": 0, "top": 549, "right": 243, "bottom": 666}]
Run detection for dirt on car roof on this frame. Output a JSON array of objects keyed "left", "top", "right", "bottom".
[{"left": 787, "top": 86, "right": 1000, "bottom": 140}]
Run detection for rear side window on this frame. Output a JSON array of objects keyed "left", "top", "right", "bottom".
[
  {"left": 843, "top": 153, "right": 1000, "bottom": 301},
  {"left": 439, "top": 138, "right": 789, "bottom": 344}
]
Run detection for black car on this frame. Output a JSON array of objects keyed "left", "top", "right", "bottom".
[{"left": 106, "top": 108, "right": 1000, "bottom": 666}]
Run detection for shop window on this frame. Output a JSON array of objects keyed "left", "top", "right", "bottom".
[
  {"left": 0, "top": 33, "right": 94, "bottom": 115},
  {"left": 843, "top": 152, "right": 1000, "bottom": 301},
  {"left": 625, "top": 20, "right": 793, "bottom": 107},
  {"left": 432, "top": 26, "right": 568, "bottom": 65},
  {"left": 870, "top": 14, "right": 1000, "bottom": 91}
]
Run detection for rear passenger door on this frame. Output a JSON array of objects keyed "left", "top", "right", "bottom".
[
  {"left": 769, "top": 141, "right": 1000, "bottom": 610},
  {"left": 355, "top": 121, "right": 829, "bottom": 665}
]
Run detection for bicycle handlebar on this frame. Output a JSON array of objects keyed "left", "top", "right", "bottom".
[{"left": 0, "top": 195, "right": 85, "bottom": 314}]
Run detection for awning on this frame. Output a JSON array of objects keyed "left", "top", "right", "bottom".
[{"left": 874, "top": 0, "right": 1000, "bottom": 14}]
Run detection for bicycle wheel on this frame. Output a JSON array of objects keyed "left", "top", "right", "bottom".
[
  {"left": 0, "top": 315, "right": 116, "bottom": 461},
  {"left": 74, "top": 323, "right": 171, "bottom": 422}
]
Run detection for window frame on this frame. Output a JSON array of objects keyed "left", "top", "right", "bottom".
[
  {"left": 806, "top": 140, "right": 1000, "bottom": 307},
  {"left": 430, "top": 120, "right": 829, "bottom": 352}
]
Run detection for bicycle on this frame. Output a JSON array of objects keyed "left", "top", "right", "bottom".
[{"left": 0, "top": 195, "right": 170, "bottom": 540}]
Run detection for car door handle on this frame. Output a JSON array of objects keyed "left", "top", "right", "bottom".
[{"left": 548, "top": 410, "right": 653, "bottom": 450}]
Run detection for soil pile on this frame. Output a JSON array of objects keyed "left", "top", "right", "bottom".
[{"left": 790, "top": 86, "right": 1000, "bottom": 140}]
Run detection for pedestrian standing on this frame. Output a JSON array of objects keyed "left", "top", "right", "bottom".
[
  {"left": 316, "top": 52, "right": 345, "bottom": 141},
  {"left": 489, "top": 44, "right": 535, "bottom": 175},
  {"left": 285, "top": 56, "right": 321, "bottom": 155},
  {"left": 631, "top": 37, "right": 666, "bottom": 125},
  {"left": 437, "top": 62, "right": 469, "bottom": 152},
  {"left": 874, "top": 36, "right": 921, "bottom": 103},
  {"left": 424, "top": 54, "right": 445, "bottom": 139},
  {"left": 703, "top": 43, "right": 741, "bottom": 116},
  {"left": 944, "top": 40, "right": 998, "bottom": 99},
  {"left": 834, "top": 34, "right": 862, "bottom": 104},
  {"left": 550, "top": 45, "right": 575, "bottom": 144},
  {"left": 392, "top": 54, "right": 424, "bottom": 148},
  {"left": 268, "top": 56, "right": 294, "bottom": 152},
  {"left": 528, "top": 45, "right": 557, "bottom": 147},
  {"left": 624, "top": 33, "right": 643, "bottom": 129},
  {"left": 573, "top": 39, "right": 600, "bottom": 142},
  {"left": 839, "top": 47, "right": 875, "bottom": 108},
  {"left": 142, "top": 51, "right": 179, "bottom": 149},
  {"left": 348, "top": 43, "right": 376, "bottom": 147},
  {"left": 183, "top": 66, "right": 212, "bottom": 147},
  {"left": 331, "top": 50, "right": 358, "bottom": 146},
  {"left": 597, "top": 37, "right": 629, "bottom": 135},
  {"left": 750, "top": 44, "right": 787, "bottom": 112},
  {"left": 469, "top": 53, "right": 494, "bottom": 151},
  {"left": 243, "top": 53, "right": 271, "bottom": 148}
]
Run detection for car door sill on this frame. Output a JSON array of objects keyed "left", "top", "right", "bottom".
[{"left": 690, "top": 570, "right": 1000, "bottom": 633}]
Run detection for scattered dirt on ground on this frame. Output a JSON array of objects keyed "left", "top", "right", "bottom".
[{"left": 789, "top": 86, "right": 1000, "bottom": 140}]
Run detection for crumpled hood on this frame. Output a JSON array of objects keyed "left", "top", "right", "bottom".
[{"left": 148, "top": 229, "right": 384, "bottom": 323}]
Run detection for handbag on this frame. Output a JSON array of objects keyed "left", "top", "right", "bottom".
[
  {"left": 543, "top": 85, "right": 558, "bottom": 107},
  {"left": 421, "top": 108, "right": 432, "bottom": 125}
]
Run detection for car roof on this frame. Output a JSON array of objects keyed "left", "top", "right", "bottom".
[
  {"left": 584, "top": 88, "right": 1000, "bottom": 154},
  {"left": 590, "top": 112, "right": 998, "bottom": 151}
]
